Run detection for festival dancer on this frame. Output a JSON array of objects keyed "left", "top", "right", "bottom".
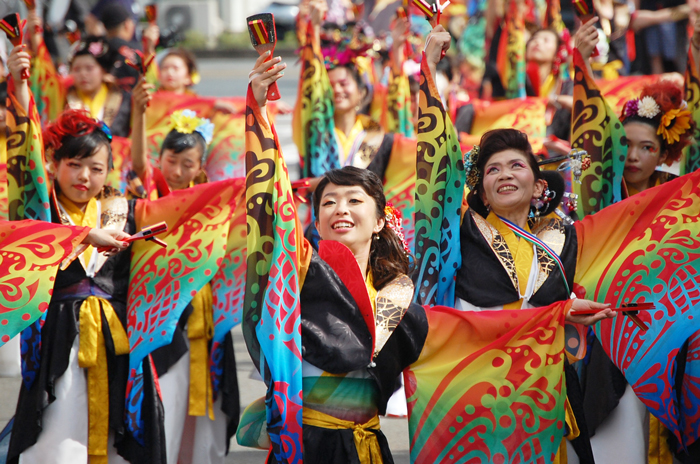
[
  {"left": 4, "top": 42, "right": 166, "bottom": 464},
  {"left": 567, "top": 16, "right": 699, "bottom": 464},
  {"left": 239, "top": 40, "right": 618, "bottom": 464},
  {"left": 24, "top": 11, "right": 132, "bottom": 135},
  {"left": 128, "top": 79, "right": 241, "bottom": 464},
  {"left": 415, "top": 24, "right": 700, "bottom": 463}
]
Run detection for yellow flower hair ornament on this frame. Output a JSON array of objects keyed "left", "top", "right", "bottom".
[
  {"left": 169, "top": 109, "right": 214, "bottom": 145},
  {"left": 657, "top": 108, "right": 692, "bottom": 144}
]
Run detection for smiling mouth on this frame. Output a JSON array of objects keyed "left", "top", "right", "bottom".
[
  {"left": 497, "top": 185, "right": 517, "bottom": 193},
  {"left": 73, "top": 184, "right": 88, "bottom": 191},
  {"left": 332, "top": 221, "right": 354, "bottom": 230}
]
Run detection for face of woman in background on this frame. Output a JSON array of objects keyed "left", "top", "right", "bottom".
[
  {"left": 71, "top": 55, "right": 105, "bottom": 95},
  {"left": 159, "top": 147, "right": 204, "bottom": 191},
  {"left": 623, "top": 121, "right": 667, "bottom": 192},
  {"left": 329, "top": 67, "right": 363, "bottom": 114},
  {"left": 526, "top": 30, "right": 558, "bottom": 64},
  {"left": 159, "top": 55, "right": 192, "bottom": 93},
  {"left": 480, "top": 150, "right": 544, "bottom": 216}
]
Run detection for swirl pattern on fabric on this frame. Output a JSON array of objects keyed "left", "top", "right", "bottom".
[
  {"left": 292, "top": 24, "right": 340, "bottom": 178},
  {"left": 244, "top": 85, "right": 304, "bottom": 464},
  {"left": 414, "top": 55, "right": 465, "bottom": 307},
  {"left": 29, "top": 41, "right": 67, "bottom": 126},
  {"left": 0, "top": 220, "right": 88, "bottom": 345},
  {"left": 6, "top": 82, "right": 51, "bottom": 223},
  {"left": 405, "top": 302, "right": 570, "bottom": 464},
  {"left": 575, "top": 169, "right": 700, "bottom": 447},
  {"left": 387, "top": 72, "right": 415, "bottom": 138},
  {"left": 571, "top": 49, "right": 626, "bottom": 217},
  {"left": 125, "top": 178, "right": 245, "bottom": 442},
  {"left": 683, "top": 47, "right": 700, "bottom": 176}
]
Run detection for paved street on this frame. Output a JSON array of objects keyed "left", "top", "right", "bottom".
[{"left": 0, "top": 56, "right": 412, "bottom": 463}]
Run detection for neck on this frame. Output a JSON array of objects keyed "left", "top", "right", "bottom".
[
  {"left": 352, "top": 242, "right": 372, "bottom": 280},
  {"left": 626, "top": 176, "right": 651, "bottom": 194},
  {"left": 493, "top": 208, "right": 530, "bottom": 230},
  {"left": 58, "top": 191, "right": 89, "bottom": 213},
  {"left": 536, "top": 62, "right": 552, "bottom": 87},
  {"left": 334, "top": 108, "right": 358, "bottom": 136},
  {"left": 79, "top": 85, "right": 102, "bottom": 100}
]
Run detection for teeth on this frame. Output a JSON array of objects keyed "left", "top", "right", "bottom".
[
  {"left": 332, "top": 222, "right": 353, "bottom": 229},
  {"left": 498, "top": 185, "right": 517, "bottom": 193}
]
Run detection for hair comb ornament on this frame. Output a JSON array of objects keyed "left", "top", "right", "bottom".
[
  {"left": 464, "top": 145, "right": 481, "bottom": 191},
  {"left": 0, "top": 14, "right": 28, "bottom": 80},
  {"left": 385, "top": 204, "right": 410, "bottom": 254},
  {"left": 247, "top": 13, "right": 280, "bottom": 101},
  {"left": 557, "top": 148, "right": 590, "bottom": 184}
]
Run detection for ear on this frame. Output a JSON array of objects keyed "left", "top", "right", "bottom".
[
  {"left": 314, "top": 218, "right": 323, "bottom": 239},
  {"left": 532, "top": 178, "right": 545, "bottom": 199},
  {"left": 657, "top": 150, "right": 668, "bottom": 166},
  {"left": 479, "top": 188, "right": 489, "bottom": 209},
  {"left": 374, "top": 216, "right": 385, "bottom": 234}
]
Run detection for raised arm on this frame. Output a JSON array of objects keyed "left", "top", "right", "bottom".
[
  {"left": 130, "top": 78, "right": 155, "bottom": 180},
  {"left": 683, "top": 14, "right": 700, "bottom": 175},
  {"left": 414, "top": 26, "right": 464, "bottom": 307},
  {"left": 291, "top": 0, "right": 341, "bottom": 178},
  {"left": 571, "top": 18, "right": 626, "bottom": 217}
]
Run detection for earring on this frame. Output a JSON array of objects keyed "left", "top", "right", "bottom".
[{"left": 373, "top": 234, "right": 380, "bottom": 241}]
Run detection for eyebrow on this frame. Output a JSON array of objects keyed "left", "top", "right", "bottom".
[
  {"left": 486, "top": 158, "right": 526, "bottom": 168},
  {"left": 322, "top": 189, "right": 366, "bottom": 198}
]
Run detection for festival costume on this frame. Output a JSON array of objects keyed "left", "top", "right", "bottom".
[
  {"left": 29, "top": 38, "right": 131, "bottom": 137},
  {"left": 571, "top": 44, "right": 700, "bottom": 463},
  {"left": 238, "top": 80, "right": 581, "bottom": 464},
  {"left": 127, "top": 111, "right": 241, "bottom": 464},
  {"left": 416, "top": 52, "right": 700, "bottom": 463},
  {"left": 293, "top": 23, "right": 416, "bottom": 247},
  {"left": 2, "top": 79, "right": 247, "bottom": 464}
]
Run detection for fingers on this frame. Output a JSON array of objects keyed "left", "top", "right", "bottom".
[{"left": 253, "top": 53, "right": 283, "bottom": 75}]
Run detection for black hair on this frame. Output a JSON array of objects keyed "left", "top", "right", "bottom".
[
  {"left": 467, "top": 128, "right": 542, "bottom": 217},
  {"left": 71, "top": 36, "right": 117, "bottom": 72},
  {"left": 53, "top": 131, "right": 113, "bottom": 169},
  {"left": 160, "top": 129, "right": 207, "bottom": 164},
  {"left": 313, "top": 166, "right": 412, "bottom": 289},
  {"left": 0, "top": 81, "right": 7, "bottom": 108}
]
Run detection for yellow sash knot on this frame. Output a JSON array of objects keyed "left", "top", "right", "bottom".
[
  {"left": 648, "top": 414, "right": 673, "bottom": 464},
  {"left": 78, "top": 296, "right": 130, "bottom": 463},
  {"left": 591, "top": 59, "right": 624, "bottom": 80},
  {"left": 187, "top": 284, "right": 215, "bottom": 419},
  {"left": 303, "top": 408, "right": 383, "bottom": 463}
]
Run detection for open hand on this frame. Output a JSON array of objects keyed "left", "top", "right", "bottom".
[
  {"left": 250, "top": 51, "right": 286, "bottom": 109},
  {"left": 566, "top": 298, "right": 615, "bottom": 326}
]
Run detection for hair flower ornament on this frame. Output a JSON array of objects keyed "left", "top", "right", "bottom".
[
  {"left": 464, "top": 145, "right": 481, "bottom": 191},
  {"left": 637, "top": 96, "right": 661, "bottom": 119},
  {"left": 658, "top": 108, "right": 692, "bottom": 144},
  {"left": 170, "top": 109, "right": 215, "bottom": 145},
  {"left": 384, "top": 203, "right": 410, "bottom": 253}
]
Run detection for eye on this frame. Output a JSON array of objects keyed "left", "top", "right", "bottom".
[
  {"left": 322, "top": 200, "right": 336, "bottom": 207},
  {"left": 349, "top": 198, "right": 362, "bottom": 204},
  {"left": 643, "top": 145, "right": 658, "bottom": 153},
  {"left": 92, "top": 167, "right": 103, "bottom": 173},
  {"left": 68, "top": 161, "right": 81, "bottom": 168},
  {"left": 486, "top": 166, "right": 498, "bottom": 174},
  {"left": 512, "top": 161, "right": 526, "bottom": 169}
]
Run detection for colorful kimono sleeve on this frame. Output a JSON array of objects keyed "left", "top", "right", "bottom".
[
  {"left": 244, "top": 86, "right": 309, "bottom": 464},
  {"left": 370, "top": 78, "right": 388, "bottom": 131},
  {"left": 292, "top": 24, "right": 340, "bottom": 178},
  {"left": 386, "top": 70, "right": 415, "bottom": 138},
  {"left": 682, "top": 46, "right": 700, "bottom": 176},
  {"left": 6, "top": 79, "right": 52, "bottom": 223},
  {"left": 29, "top": 41, "right": 67, "bottom": 125},
  {"left": 0, "top": 220, "right": 89, "bottom": 345},
  {"left": 574, "top": 168, "right": 700, "bottom": 447},
  {"left": 414, "top": 55, "right": 465, "bottom": 307},
  {"left": 571, "top": 49, "right": 626, "bottom": 217},
  {"left": 125, "top": 177, "right": 246, "bottom": 444},
  {"left": 383, "top": 134, "right": 417, "bottom": 249},
  {"left": 406, "top": 301, "right": 571, "bottom": 463},
  {"left": 500, "top": 0, "right": 526, "bottom": 99}
]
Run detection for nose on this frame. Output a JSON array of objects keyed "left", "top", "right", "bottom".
[
  {"left": 77, "top": 166, "right": 89, "bottom": 181},
  {"left": 626, "top": 146, "right": 639, "bottom": 162},
  {"left": 172, "top": 164, "right": 182, "bottom": 177}
]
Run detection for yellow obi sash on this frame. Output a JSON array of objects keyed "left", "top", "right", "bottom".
[
  {"left": 187, "top": 283, "right": 215, "bottom": 419},
  {"left": 77, "top": 296, "right": 130, "bottom": 464},
  {"left": 335, "top": 117, "right": 366, "bottom": 165},
  {"left": 302, "top": 407, "right": 382, "bottom": 464}
]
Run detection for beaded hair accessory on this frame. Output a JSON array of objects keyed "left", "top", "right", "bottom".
[
  {"left": 384, "top": 203, "right": 410, "bottom": 253},
  {"left": 169, "top": 109, "right": 214, "bottom": 145},
  {"left": 621, "top": 96, "right": 692, "bottom": 145},
  {"left": 464, "top": 145, "right": 481, "bottom": 191}
]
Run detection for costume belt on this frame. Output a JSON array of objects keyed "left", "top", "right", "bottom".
[
  {"left": 187, "top": 284, "right": 215, "bottom": 419},
  {"left": 78, "top": 296, "right": 130, "bottom": 463},
  {"left": 302, "top": 408, "right": 382, "bottom": 463}
]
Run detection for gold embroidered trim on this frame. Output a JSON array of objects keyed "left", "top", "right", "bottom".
[{"left": 471, "top": 211, "right": 519, "bottom": 292}]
